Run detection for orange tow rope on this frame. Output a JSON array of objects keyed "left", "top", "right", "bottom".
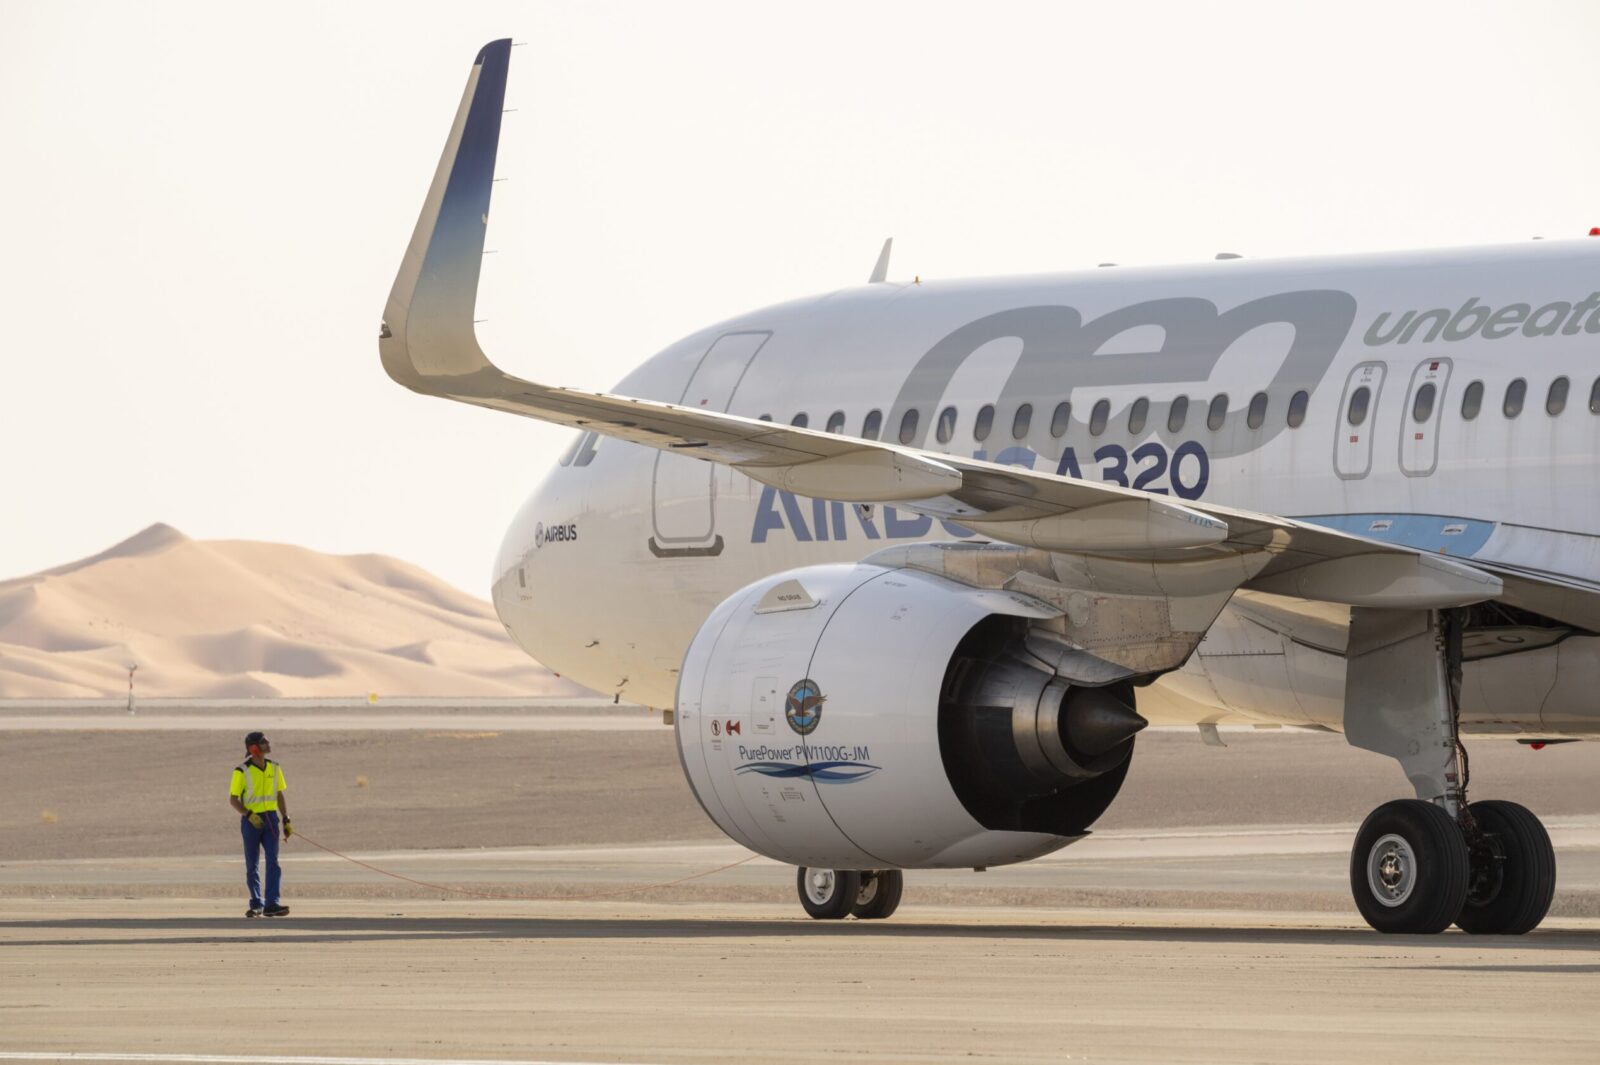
[{"left": 293, "top": 830, "right": 758, "bottom": 902}]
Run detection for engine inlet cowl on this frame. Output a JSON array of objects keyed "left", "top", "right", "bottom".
[{"left": 678, "top": 562, "right": 1139, "bottom": 870}]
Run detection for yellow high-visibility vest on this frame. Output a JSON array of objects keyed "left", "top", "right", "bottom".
[{"left": 229, "top": 759, "right": 287, "bottom": 814}]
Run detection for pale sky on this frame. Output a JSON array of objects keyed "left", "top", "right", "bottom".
[{"left": 4, "top": 0, "right": 1598, "bottom": 594}]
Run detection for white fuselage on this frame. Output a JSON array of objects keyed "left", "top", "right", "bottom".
[{"left": 492, "top": 240, "right": 1600, "bottom": 735}]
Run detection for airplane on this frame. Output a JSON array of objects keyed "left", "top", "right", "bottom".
[{"left": 381, "top": 39, "right": 1597, "bottom": 934}]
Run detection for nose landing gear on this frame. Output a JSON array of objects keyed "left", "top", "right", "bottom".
[
  {"left": 851, "top": 869, "right": 904, "bottom": 919},
  {"left": 795, "top": 867, "right": 905, "bottom": 920}
]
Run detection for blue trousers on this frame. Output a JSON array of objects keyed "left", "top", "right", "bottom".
[{"left": 240, "top": 811, "right": 282, "bottom": 907}]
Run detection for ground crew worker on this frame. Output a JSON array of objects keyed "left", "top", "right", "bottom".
[{"left": 228, "top": 731, "right": 292, "bottom": 918}]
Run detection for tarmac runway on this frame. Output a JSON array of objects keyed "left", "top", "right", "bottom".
[
  {"left": 6, "top": 821, "right": 1600, "bottom": 912},
  {"left": 4, "top": 897, "right": 1598, "bottom": 1065},
  {"left": 6, "top": 825, "right": 1600, "bottom": 1064},
  {"left": 5, "top": 703, "right": 1598, "bottom": 1064}
]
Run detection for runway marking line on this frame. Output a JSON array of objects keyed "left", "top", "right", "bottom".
[{"left": 0, "top": 1049, "right": 668, "bottom": 1055}]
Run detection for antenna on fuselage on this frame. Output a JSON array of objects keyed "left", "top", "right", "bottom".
[{"left": 868, "top": 237, "right": 893, "bottom": 284}]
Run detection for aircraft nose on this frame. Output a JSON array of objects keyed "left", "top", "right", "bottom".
[
  {"left": 490, "top": 469, "right": 588, "bottom": 656},
  {"left": 489, "top": 473, "right": 602, "bottom": 692},
  {"left": 490, "top": 551, "right": 531, "bottom": 644},
  {"left": 492, "top": 487, "right": 548, "bottom": 621}
]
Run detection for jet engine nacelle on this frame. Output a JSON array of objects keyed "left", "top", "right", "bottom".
[{"left": 675, "top": 563, "right": 1144, "bottom": 870}]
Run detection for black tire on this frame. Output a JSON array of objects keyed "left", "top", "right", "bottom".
[
  {"left": 796, "top": 868, "right": 860, "bottom": 919},
  {"left": 1455, "top": 800, "right": 1556, "bottom": 935},
  {"left": 851, "top": 870, "right": 904, "bottom": 920},
  {"left": 1350, "top": 799, "right": 1470, "bottom": 934}
]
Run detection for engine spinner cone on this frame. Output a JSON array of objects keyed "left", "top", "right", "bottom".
[{"left": 1063, "top": 687, "right": 1147, "bottom": 759}]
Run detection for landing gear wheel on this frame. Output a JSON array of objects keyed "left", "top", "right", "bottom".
[
  {"left": 797, "top": 868, "right": 861, "bottom": 919},
  {"left": 851, "top": 870, "right": 904, "bottom": 920},
  {"left": 1456, "top": 800, "right": 1556, "bottom": 935},
  {"left": 1350, "top": 799, "right": 1469, "bottom": 934}
]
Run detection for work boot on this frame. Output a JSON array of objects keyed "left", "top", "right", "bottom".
[
  {"left": 262, "top": 904, "right": 290, "bottom": 917},
  {"left": 245, "top": 906, "right": 264, "bottom": 918}
]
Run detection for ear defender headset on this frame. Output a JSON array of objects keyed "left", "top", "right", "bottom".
[{"left": 245, "top": 731, "right": 268, "bottom": 756}]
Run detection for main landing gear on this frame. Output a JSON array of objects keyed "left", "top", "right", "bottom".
[
  {"left": 796, "top": 867, "right": 904, "bottom": 920},
  {"left": 1345, "top": 608, "right": 1557, "bottom": 934}
]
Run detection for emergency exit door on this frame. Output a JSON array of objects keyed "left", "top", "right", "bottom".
[
  {"left": 1399, "top": 358, "right": 1451, "bottom": 477},
  {"left": 1334, "top": 361, "right": 1386, "bottom": 480},
  {"left": 650, "top": 331, "right": 771, "bottom": 556}
]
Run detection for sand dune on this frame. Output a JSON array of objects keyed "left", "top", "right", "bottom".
[{"left": 0, "top": 524, "right": 589, "bottom": 698}]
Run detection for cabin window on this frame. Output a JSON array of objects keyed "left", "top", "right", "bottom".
[
  {"left": 1503, "top": 379, "right": 1526, "bottom": 419},
  {"left": 936, "top": 406, "right": 957, "bottom": 444},
  {"left": 1246, "top": 391, "right": 1268, "bottom": 430},
  {"left": 1286, "top": 390, "right": 1309, "bottom": 428},
  {"left": 1050, "top": 401, "right": 1071, "bottom": 438},
  {"left": 1168, "top": 396, "right": 1189, "bottom": 433},
  {"left": 974, "top": 404, "right": 994, "bottom": 442},
  {"left": 1547, "top": 377, "right": 1569, "bottom": 416},
  {"left": 861, "top": 409, "right": 882, "bottom": 439},
  {"left": 898, "top": 408, "right": 920, "bottom": 444},
  {"left": 790, "top": 412, "right": 809, "bottom": 428},
  {"left": 1591, "top": 377, "right": 1600, "bottom": 414},
  {"left": 1208, "top": 393, "right": 1229, "bottom": 431},
  {"left": 1461, "top": 381, "right": 1484, "bottom": 420},
  {"left": 1346, "top": 387, "right": 1370, "bottom": 427},
  {"left": 1012, "top": 403, "right": 1032, "bottom": 439},
  {"left": 758, "top": 413, "right": 773, "bottom": 422},
  {"left": 825, "top": 410, "right": 846, "bottom": 434},
  {"left": 1089, "top": 399, "right": 1111, "bottom": 436},
  {"left": 1411, "top": 383, "right": 1436, "bottom": 423},
  {"left": 1127, "top": 397, "right": 1149, "bottom": 435}
]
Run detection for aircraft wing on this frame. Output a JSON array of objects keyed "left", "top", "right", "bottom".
[{"left": 382, "top": 39, "right": 1536, "bottom": 620}]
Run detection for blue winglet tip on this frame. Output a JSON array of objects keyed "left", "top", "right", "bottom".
[{"left": 474, "top": 38, "right": 513, "bottom": 66}]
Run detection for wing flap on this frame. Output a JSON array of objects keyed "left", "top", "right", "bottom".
[{"left": 1247, "top": 551, "right": 1503, "bottom": 609}]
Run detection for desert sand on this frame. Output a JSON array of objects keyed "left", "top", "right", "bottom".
[{"left": 0, "top": 524, "right": 589, "bottom": 698}]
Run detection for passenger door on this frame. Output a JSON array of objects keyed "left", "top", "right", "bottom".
[
  {"left": 650, "top": 331, "right": 770, "bottom": 556},
  {"left": 1399, "top": 358, "right": 1451, "bottom": 477},
  {"left": 1334, "top": 361, "right": 1386, "bottom": 480}
]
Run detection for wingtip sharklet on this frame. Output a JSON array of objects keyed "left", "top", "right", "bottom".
[
  {"left": 475, "top": 37, "right": 514, "bottom": 65},
  {"left": 381, "top": 38, "right": 515, "bottom": 395}
]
